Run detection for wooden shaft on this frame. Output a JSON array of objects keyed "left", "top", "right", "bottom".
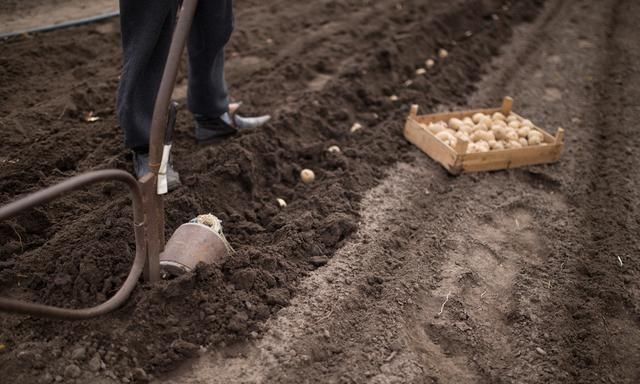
[
  {"left": 140, "top": 174, "right": 164, "bottom": 282},
  {"left": 148, "top": 0, "right": 199, "bottom": 173}
]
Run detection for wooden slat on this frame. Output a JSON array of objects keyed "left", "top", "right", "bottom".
[
  {"left": 413, "top": 107, "right": 502, "bottom": 125},
  {"left": 461, "top": 144, "right": 563, "bottom": 172},
  {"left": 139, "top": 174, "right": 164, "bottom": 282},
  {"left": 404, "top": 118, "right": 460, "bottom": 173}
]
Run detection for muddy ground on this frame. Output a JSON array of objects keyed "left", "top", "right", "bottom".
[{"left": 1, "top": 0, "right": 639, "bottom": 383}]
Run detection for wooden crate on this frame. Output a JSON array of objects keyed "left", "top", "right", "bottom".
[{"left": 404, "top": 97, "right": 564, "bottom": 174}]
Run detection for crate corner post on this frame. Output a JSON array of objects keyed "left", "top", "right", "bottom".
[
  {"left": 555, "top": 127, "right": 565, "bottom": 144},
  {"left": 409, "top": 104, "right": 419, "bottom": 118},
  {"left": 501, "top": 96, "right": 514, "bottom": 115}
]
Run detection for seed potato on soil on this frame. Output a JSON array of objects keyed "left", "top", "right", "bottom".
[{"left": 300, "top": 169, "right": 315, "bottom": 184}]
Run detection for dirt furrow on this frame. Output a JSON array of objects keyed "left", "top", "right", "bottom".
[
  {"left": 554, "top": 0, "right": 640, "bottom": 380},
  {"left": 467, "top": 0, "right": 640, "bottom": 381}
]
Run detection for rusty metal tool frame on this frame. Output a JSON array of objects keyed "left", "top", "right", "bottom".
[
  {"left": 142, "top": 0, "right": 199, "bottom": 284},
  {"left": 0, "top": 171, "right": 146, "bottom": 320},
  {"left": 0, "top": 0, "right": 199, "bottom": 320}
]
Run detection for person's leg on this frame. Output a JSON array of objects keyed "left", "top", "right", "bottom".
[
  {"left": 186, "top": 0, "right": 234, "bottom": 118},
  {"left": 117, "top": 0, "right": 178, "bottom": 151}
]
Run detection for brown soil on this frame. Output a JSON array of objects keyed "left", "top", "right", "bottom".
[{"left": 1, "top": 0, "right": 639, "bottom": 383}]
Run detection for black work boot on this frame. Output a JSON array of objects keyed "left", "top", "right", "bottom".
[
  {"left": 194, "top": 111, "right": 271, "bottom": 144},
  {"left": 132, "top": 151, "right": 181, "bottom": 191}
]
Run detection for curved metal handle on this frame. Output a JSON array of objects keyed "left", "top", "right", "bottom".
[{"left": 0, "top": 170, "right": 147, "bottom": 320}]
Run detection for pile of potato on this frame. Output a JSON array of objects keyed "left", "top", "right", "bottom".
[{"left": 420, "top": 112, "right": 546, "bottom": 153}]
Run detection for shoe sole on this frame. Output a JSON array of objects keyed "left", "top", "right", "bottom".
[
  {"left": 167, "top": 179, "right": 182, "bottom": 192},
  {"left": 195, "top": 131, "right": 237, "bottom": 145}
]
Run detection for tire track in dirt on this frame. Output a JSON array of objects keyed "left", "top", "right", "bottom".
[
  {"left": 482, "top": 0, "right": 568, "bottom": 103},
  {"left": 559, "top": 0, "right": 640, "bottom": 380},
  {"left": 468, "top": 0, "right": 640, "bottom": 381}
]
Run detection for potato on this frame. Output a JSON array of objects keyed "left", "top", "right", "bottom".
[
  {"left": 508, "top": 120, "right": 521, "bottom": 129},
  {"left": 527, "top": 130, "right": 543, "bottom": 145},
  {"left": 301, "top": 169, "right": 315, "bottom": 183},
  {"left": 476, "top": 141, "right": 490, "bottom": 152},
  {"left": 505, "top": 128, "right": 519, "bottom": 141},
  {"left": 448, "top": 118, "right": 464, "bottom": 131},
  {"left": 494, "top": 119, "right": 507, "bottom": 127},
  {"left": 473, "top": 123, "right": 489, "bottom": 132},
  {"left": 492, "top": 125, "right": 507, "bottom": 140},
  {"left": 471, "top": 130, "right": 495, "bottom": 142},
  {"left": 459, "top": 124, "right": 474, "bottom": 134},
  {"left": 426, "top": 122, "right": 446, "bottom": 135},
  {"left": 472, "top": 113, "right": 488, "bottom": 124},
  {"left": 492, "top": 112, "right": 506, "bottom": 121},
  {"left": 455, "top": 131, "right": 470, "bottom": 142},
  {"left": 521, "top": 119, "right": 534, "bottom": 127},
  {"left": 517, "top": 126, "right": 531, "bottom": 138},
  {"left": 507, "top": 140, "right": 522, "bottom": 149},
  {"left": 436, "top": 131, "right": 457, "bottom": 147},
  {"left": 469, "top": 131, "right": 483, "bottom": 142},
  {"left": 479, "top": 116, "right": 493, "bottom": 127}
]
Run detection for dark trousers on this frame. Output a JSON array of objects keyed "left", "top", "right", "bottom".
[{"left": 117, "top": 0, "right": 233, "bottom": 150}]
